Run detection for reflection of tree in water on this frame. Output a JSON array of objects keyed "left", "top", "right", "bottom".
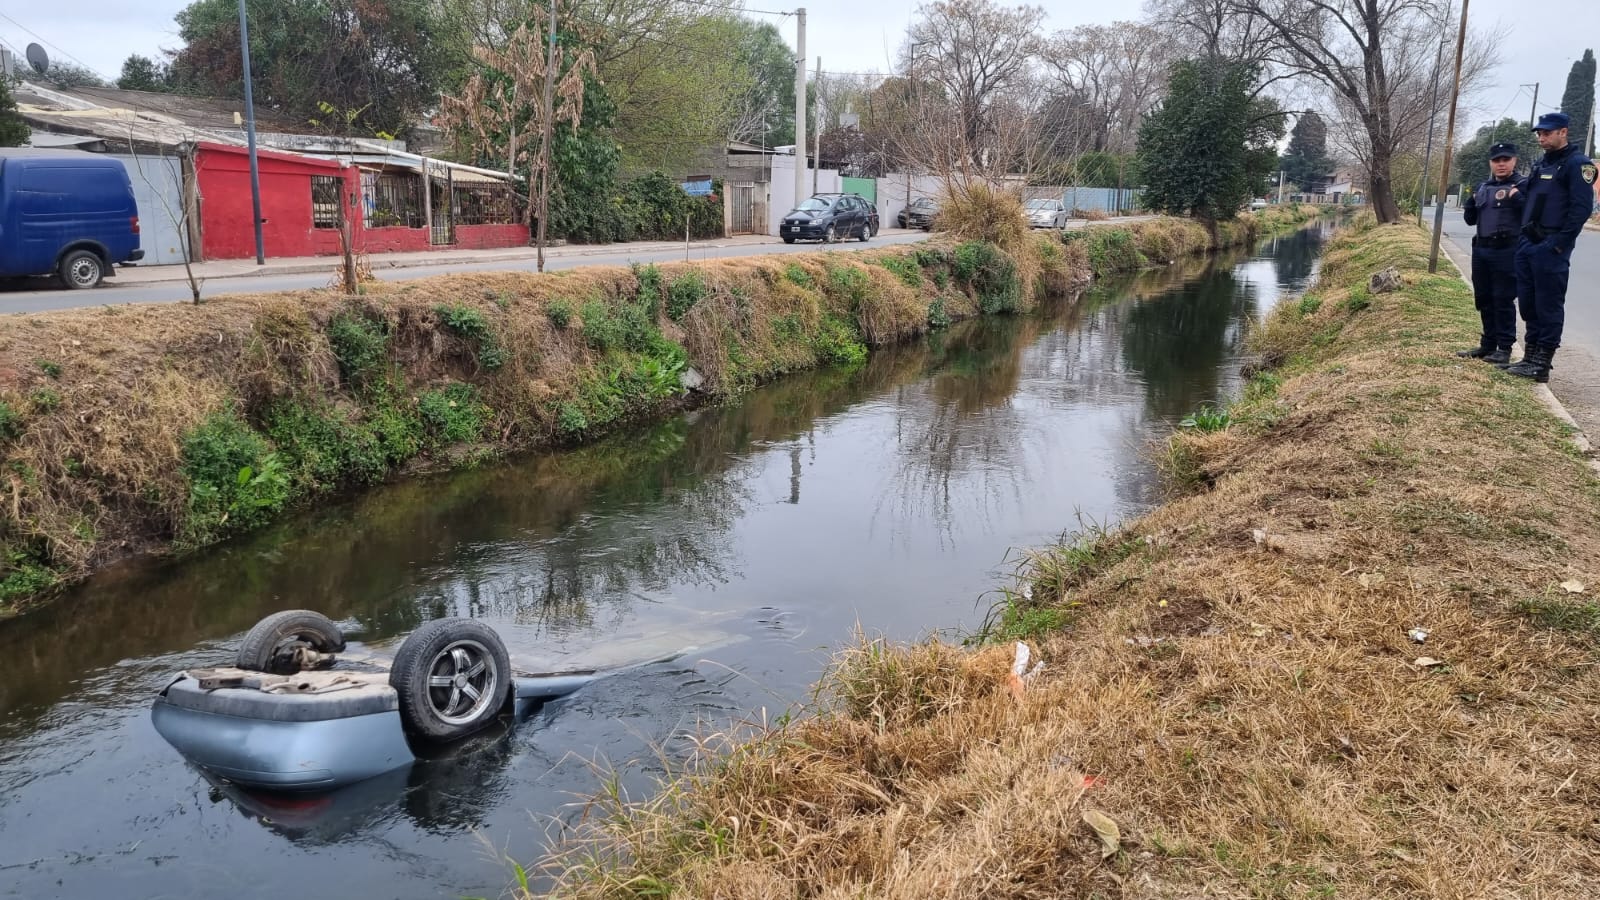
[
  {"left": 877, "top": 315, "right": 1044, "bottom": 546},
  {"left": 1118, "top": 261, "right": 1259, "bottom": 422},
  {"left": 1267, "top": 224, "right": 1330, "bottom": 292}
]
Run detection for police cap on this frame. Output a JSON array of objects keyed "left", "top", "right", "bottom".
[
  {"left": 1489, "top": 142, "right": 1517, "bottom": 159},
  {"left": 1532, "top": 112, "right": 1571, "bottom": 132}
]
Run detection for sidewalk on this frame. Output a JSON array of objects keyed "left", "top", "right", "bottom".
[{"left": 115, "top": 233, "right": 797, "bottom": 286}]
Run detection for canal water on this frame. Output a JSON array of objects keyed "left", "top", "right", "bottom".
[{"left": 0, "top": 222, "right": 1332, "bottom": 899}]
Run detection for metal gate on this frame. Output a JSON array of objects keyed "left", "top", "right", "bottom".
[
  {"left": 729, "top": 183, "right": 762, "bottom": 235},
  {"left": 428, "top": 165, "right": 455, "bottom": 245},
  {"left": 110, "top": 153, "right": 190, "bottom": 265},
  {"left": 841, "top": 176, "right": 877, "bottom": 204}
]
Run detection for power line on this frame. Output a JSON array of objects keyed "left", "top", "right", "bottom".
[{"left": 0, "top": 10, "right": 118, "bottom": 83}]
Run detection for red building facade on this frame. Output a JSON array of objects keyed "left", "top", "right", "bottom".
[{"left": 193, "top": 143, "right": 528, "bottom": 261}]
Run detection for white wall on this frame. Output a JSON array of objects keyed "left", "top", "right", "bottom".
[
  {"left": 765, "top": 156, "right": 843, "bottom": 235},
  {"left": 874, "top": 174, "right": 944, "bottom": 229}
]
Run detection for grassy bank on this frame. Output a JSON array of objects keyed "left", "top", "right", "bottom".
[
  {"left": 0, "top": 205, "right": 1319, "bottom": 612},
  {"left": 536, "top": 219, "right": 1600, "bottom": 898}
]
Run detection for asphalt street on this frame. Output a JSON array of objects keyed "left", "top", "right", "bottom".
[{"left": 0, "top": 231, "right": 934, "bottom": 314}]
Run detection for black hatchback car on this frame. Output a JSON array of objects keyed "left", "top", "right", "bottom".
[{"left": 780, "top": 194, "right": 877, "bottom": 243}]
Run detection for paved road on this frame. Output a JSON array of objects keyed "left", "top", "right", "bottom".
[{"left": 0, "top": 232, "right": 934, "bottom": 314}]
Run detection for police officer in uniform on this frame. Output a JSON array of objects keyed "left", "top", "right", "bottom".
[
  {"left": 1506, "top": 112, "right": 1597, "bottom": 383},
  {"left": 1457, "top": 142, "right": 1526, "bottom": 364}
]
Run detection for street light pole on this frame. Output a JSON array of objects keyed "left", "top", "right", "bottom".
[
  {"left": 1428, "top": 0, "right": 1471, "bottom": 274},
  {"left": 1416, "top": 34, "right": 1446, "bottom": 226},
  {"left": 236, "top": 0, "right": 265, "bottom": 265}
]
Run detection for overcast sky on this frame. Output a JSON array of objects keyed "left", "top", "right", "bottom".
[{"left": 2, "top": 0, "right": 1597, "bottom": 145}]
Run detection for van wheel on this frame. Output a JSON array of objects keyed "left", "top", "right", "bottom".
[
  {"left": 236, "top": 610, "right": 346, "bottom": 674},
  {"left": 390, "top": 618, "right": 511, "bottom": 743},
  {"left": 59, "top": 250, "right": 105, "bottom": 290}
]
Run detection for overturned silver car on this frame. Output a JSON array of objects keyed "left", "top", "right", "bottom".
[{"left": 152, "top": 611, "right": 595, "bottom": 791}]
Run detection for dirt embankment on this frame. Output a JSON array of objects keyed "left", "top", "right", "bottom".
[
  {"left": 0, "top": 206, "right": 1320, "bottom": 613},
  {"left": 537, "top": 220, "right": 1600, "bottom": 898}
]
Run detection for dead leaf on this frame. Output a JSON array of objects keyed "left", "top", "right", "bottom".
[
  {"left": 1414, "top": 657, "right": 1445, "bottom": 668},
  {"left": 1358, "top": 572, "right": 1384, "bottom": 589},
  {"left": 1561, "top": 579, "right": 1586, "bottom": 594},
  {"left": 1081, "top": 809, "right": 1120, "bottom": 860},
  {"left": 1249, "top": 622, "right": 1270, "bottom": 637},
  {"left": 1251, "top": 528, "right": 1267, "bottom": 545}
]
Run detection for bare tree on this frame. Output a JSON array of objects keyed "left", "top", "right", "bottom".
[
  {"left": 1043, "top": 22, "right": 1178, "bottom": 154},
  {"left": 125, "top": 130, "right": 204, "bottom": 304},
  {"left": 1223, "top": 0, "right": 1499, "bottom": 222},
  {"left": 905, "top": 0, "right": 1046, "bottom": 158}
]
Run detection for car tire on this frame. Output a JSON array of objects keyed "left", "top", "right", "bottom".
[
  {"left": 390, "top": 618, "right": 512, "bottom": 743},
  {"left": 823, "top": 223, "right": 837, "bottom": 244},
  {"left": 859, "top": 222, "right": 870, "bottom": 242},
  {"left": 236, "top": 610, "right": 346, "bottom": 674},
  {"left": 59, "top": 250, "right": 105, "bottom": 290},
  {"left": 783, "top": 237, "right": 796, "bottom": 244}
]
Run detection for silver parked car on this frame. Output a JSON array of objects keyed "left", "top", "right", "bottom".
[{"left": 1026, "top": 198, "right": 1068, "bottom": 229}]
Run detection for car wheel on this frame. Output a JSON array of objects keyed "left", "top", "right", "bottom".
[
  {"left": 783, "top": 236, "right": 796, "bottom": 244},
  {"left": 236, "top": 610, "right": 346, "bottom": 674},
  {"left": 859, "top": 222, "right": 871, "bottom": 242},
  {"left": 824, "top": 223, "right": 837, "bottom": 244},
  {"left": 390, "top": 618, "right": 511, "bottom": 743},
  {"left": 59, "top": 250, "right": 105, "bottom": 290}
]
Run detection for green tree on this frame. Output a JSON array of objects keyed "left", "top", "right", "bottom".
[
  {"left": 118, "top": 54, "right": 172, "bottom": 92},
  {"left": 1279, "top": 111, "right": 1330, "bottom": 190},
  {"left": 1559, "top": 49, "right": 1594, "bottom": 156},
  {"left": 169, "top": 0, "right": 449, "bottom": 137},
  {"left": 44, "top": 62, "right": 107, "bottom": 88},
  {"left": 0, "top": 78, "right": 30, "bottom": 147},
  {"left": 1453, "top": 118, "right": 1533, "bottom": 198},
  {"left": 1135, "top": 58, "right": 1265, "bottom": 224}
]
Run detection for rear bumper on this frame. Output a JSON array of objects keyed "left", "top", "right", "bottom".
[
  {"left": 152, "top": 697, "right": 415, "bottom": 790},
  {"left": 127, "top": 249, "right": 145, "bottom": 262}
]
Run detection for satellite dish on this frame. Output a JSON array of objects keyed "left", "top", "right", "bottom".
[{"left": 25, "top": 43, "right": 49, "bottom": 75}]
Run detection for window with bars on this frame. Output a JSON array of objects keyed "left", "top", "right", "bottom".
[
  {"left": 311, "top": 175, "right": 342, "bottom": 229},
  {"left": 362, "top": 172, "right": 425, "bottom": 229},
  {"left": 452, "top": 182, "right": 516, "bottom": 226}
]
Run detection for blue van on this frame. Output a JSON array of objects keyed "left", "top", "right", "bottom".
[{"left": 0, "top": 149, "right": 143, "bottom": 289}]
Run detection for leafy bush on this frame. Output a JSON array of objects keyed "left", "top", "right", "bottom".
[
  {"left": 928, "top": 297, "right": 952, "bottom": 329},
  {"left": 878, "top": 256, "right": 922, "bottom": 288},
  {"left": 30, "top": 388, "right": 61, "bottom": 412},
  {"left": 1078, "top": 229, "right": 1146, "bottom": 273},
  {"left": 181, "top": 411, "right": 292, "bottom": 545},
  {"left": 37, "top": 360, "right": 62, "bottom": 379},
  {"left": 418, "top": 383, "right": 492, "bottom": 444},
  {"left": 1298, "top": 296, "right": 1323, "bottom": 317},
  {"left": 557, "top": 402, "right": 589, "bottom": 435},
  {"left": 814, "top": 316, "right": 868, "bottom": 366},
  {"left": 953, "top": 241, "right": 1023, "bottom": 314},
  {"left": 634, "top": 263, "right": 664, "bottom": 316},
  {"left": 666, "top": 272, "right": 707, "bottom": 321},
  {"left": 783, "top": 263, "right": 813, "bottom": 287},
  {"left": 263, "top": 401, "right": 391, "bottom": 492},
  {"left": 327, "top": 310, "right": 390, "bottom": 387},
  {"left": 824, "top": 262, "right": 873, "bottom": 310},
  {"left": 0, "top": 401, "right": 24, "bottom": 441},
  {"left": 434, "top": 303, "right": 506, "bottom": 370},
  {"left": 1, "top": 540, "right": 59, "bottom": 601},
  {"left": 1180, "top": 404, "right": 1231, "bottom": 432},
  {"left": 547, "top": 299, "right": 574, "bottom": 329},
  {"left": 581, "top": 299, "right": 662, "bottom": 354}
]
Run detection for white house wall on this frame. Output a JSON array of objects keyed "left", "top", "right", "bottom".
[{"left": 109, "top": 153, "right": 190, "bottom": 265}]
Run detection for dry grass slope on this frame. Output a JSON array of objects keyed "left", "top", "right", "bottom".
[{"left": 537, "top": 220, "right": 1600, "bottom": 899}]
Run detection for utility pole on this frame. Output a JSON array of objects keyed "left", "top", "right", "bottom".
[
  {"left": 237, "top": 0, "right": 265, "bottom": 265},
  {"left": 1527, "top": 82, "right": 1539, "bottom": 129},
  {"left": 1429, "top": 0, "right": 1470, "bottom": 274},
  {"left": 535, "top": 0, "right": 557, "bottom": 272},
  {"left": 1417, "top": 34, "right": 1446, "bottom": 226},
  {"left": 793, "top": 8, "right": 807, "bottom": 209},
  {"left": 813, "top": 56, "right": 822, "bottom": 195}
]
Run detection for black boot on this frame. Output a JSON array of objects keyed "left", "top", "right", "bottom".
[
  {"left": 1505, "top": 345, "right": 1551, "bottom": 383},
  {"left": 1482, "top": 347, "right": 1512, "bottom": 365},
  {"left": 1455, "top": 339, "right": 1494, "bottom": 359}
]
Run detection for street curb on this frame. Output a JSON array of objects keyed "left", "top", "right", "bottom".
[{"left": 1436, "top": 229, "right": 1600, "bottom": 473}]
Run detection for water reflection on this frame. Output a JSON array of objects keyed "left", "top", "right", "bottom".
[{"left": 0, "top": 222, "right": 1332, "bottom": 900}]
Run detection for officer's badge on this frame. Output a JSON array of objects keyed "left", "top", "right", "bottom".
[
  {"left": 1495, "top": 189, "right": 1508, "bottom": 200},
  {"left": 1584, "top": 164, "right": 1597, "bottom": 185}
]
